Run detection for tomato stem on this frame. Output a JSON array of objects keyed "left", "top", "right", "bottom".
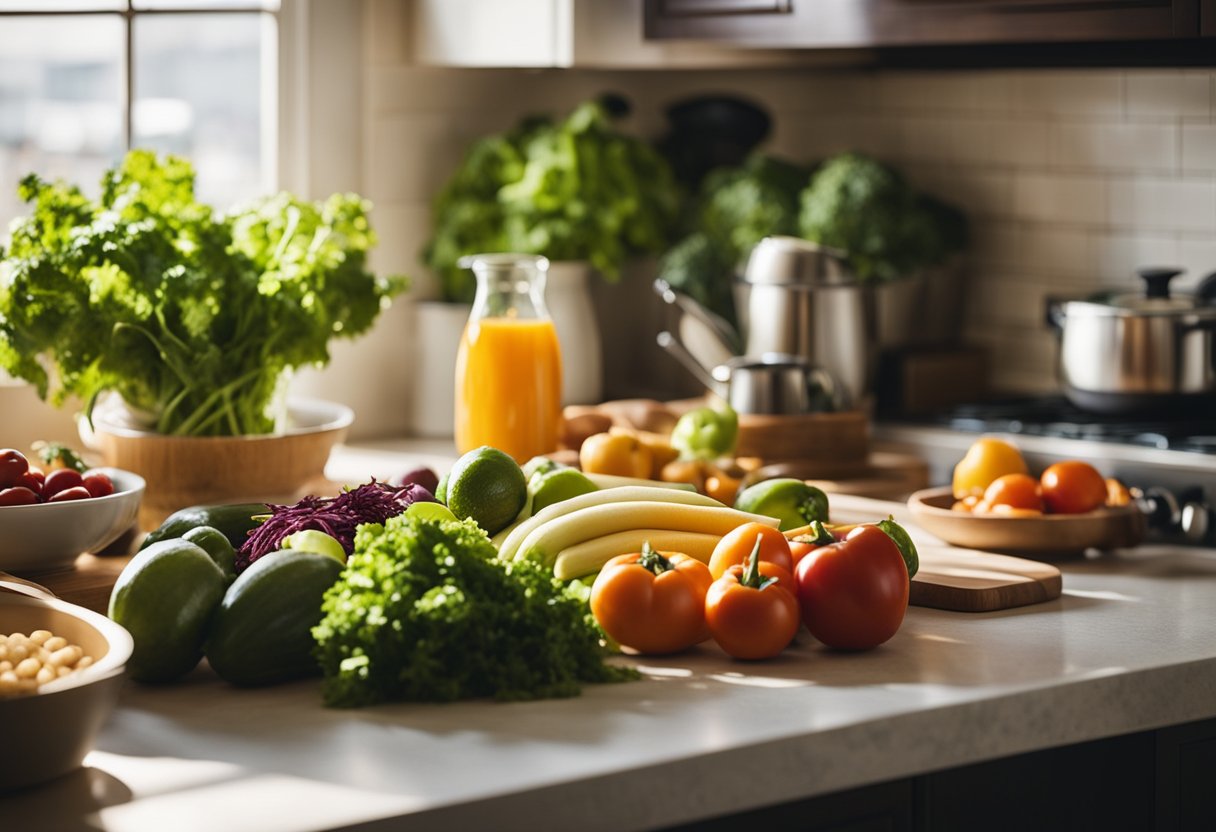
[
  {"left": 638, "top": 541, "right": 674, "bottom": 575},
  {"left": 738, "top": 535, "right": 776, "bottom": 590},
  {"left": 793, "top": 520, "right": 836, "bottom": 547}
]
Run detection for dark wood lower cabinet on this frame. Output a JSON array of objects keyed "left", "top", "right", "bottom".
[{"left": 660, "top": 717, "right": 1216, "bottom": 832}]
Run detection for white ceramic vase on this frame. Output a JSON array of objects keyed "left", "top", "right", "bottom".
[{"left": 545, "top": 260, "right": 603, "bottom": 406}]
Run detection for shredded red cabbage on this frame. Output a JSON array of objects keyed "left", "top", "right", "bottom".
[{"left": 235, "top": 481, "right": 435, "bottom": 573}]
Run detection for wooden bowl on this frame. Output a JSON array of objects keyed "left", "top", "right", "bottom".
[
  {"left": 907, "top": 486, "right": 1145, "bottom": 557},
  {"left": 0, "top": 581, "right": 134, "bottom": 792},
  {"left": 82, "top": 398, "right": 353, "bottom": 529}
]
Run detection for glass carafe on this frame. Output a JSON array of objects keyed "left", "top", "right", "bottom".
[{"left": 454, "top": 254, "right": 563, "bottom": 462}]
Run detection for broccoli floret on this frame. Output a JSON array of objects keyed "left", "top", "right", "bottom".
[{"left": 798, "top": 152, "right": 967, "bottom": 282}]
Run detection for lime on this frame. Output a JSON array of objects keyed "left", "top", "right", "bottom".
[
  {"left": 445, "top": 446, "right": 528, "bottom": 536},
  {"left": 522, "top": 455, "right": 564, "bottom": 481},
  {"left": 108, "top": 539, "right": 228, "bottom": 683},
  {"left": 280, "top": 529, "right": 347, "bottom": 564},
  {"left": 530, "top": 468, "right": 598, "bottom": 514},
  {"left": 404, "top": 501, "right": 459, "bottom": 524},
  {"left": 435, "top": 471, "right": 449, "bottom": 504}
]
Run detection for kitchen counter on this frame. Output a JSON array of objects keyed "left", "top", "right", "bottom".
[{"left": 6, "top": 444, "right": 1216, "bottom": 831}]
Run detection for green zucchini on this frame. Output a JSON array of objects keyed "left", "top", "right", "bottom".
[
  {"left": 140, "top": 502, "right": 268, "bottom": 551},
  {"left": 204, "top": 549, "right": 343, "bottom": 687}
]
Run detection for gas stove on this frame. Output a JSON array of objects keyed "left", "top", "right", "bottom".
[{"left": 875, "top": 397, "right": 1216, "bottom": 546}]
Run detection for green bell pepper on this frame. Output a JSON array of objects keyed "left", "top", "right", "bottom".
[{"left": 733, "top": 478, "right": 830, "bottom": 532}]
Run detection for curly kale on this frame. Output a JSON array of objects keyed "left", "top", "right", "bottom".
[
  {"left": 312, "top": 515, "right": 636, "bottom": 707},
  {"left": 798, "top": 152, "right": 968, "bottom": 283},
  {"left": 0, "top": 150, "right": 405, "bottom": 436}
]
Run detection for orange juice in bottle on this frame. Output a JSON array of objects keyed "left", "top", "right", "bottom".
[{"left": 454, "top": 254, "right": 562, "bottom": 462}]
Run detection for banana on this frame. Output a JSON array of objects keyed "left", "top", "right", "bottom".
[
  {"left": 516, "top": 501, "right": 779, "bottom": 569},
  {"left": 496, "top": 485, "right": 722, "bottom": 562},
  {"left": 582, "top": 472, "right": 697, "bottom": 492},
  {"left": 553, "top": 529, "right": 722, "bottom": 581}
]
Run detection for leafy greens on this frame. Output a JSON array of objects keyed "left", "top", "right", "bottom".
[
  {"left": 312, "top": 514, "right": 636, "bottom": 707},
  {"left": 0, "top": 151, "right": 405, "bottom": 436},
  {"left": 424, "top": 99, "right": 680, "bottom": 304}
]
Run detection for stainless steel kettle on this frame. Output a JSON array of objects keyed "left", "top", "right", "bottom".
[{"left": 656, "top": 236, "right": 876, "bottom": 404}]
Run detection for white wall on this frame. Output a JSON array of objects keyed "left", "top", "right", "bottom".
[{"left": 299, "top": 0, "right": 1216, "bottom": 437}]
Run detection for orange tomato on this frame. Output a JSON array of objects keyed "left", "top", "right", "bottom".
[
  {"left": 952, "top": 437, "right": 1028, "bottom": 499},
  {"left": 590, "top": 545, "right": 713, "bottom": 654},
  {"left": 980, "top": 473, "right": 1043, "bottom": 512},
  {"left": 709, "top": 523, "right": 795, "bottom": 582},
  {"left": 1106, "top": 477, "right": 1132, "bottom": 507},
  {"left": 1040, "top": 460, "right": 1108, "bottom": 515},
  {"left": 705, "top": 562, "right": 801, "bottom": 660}
]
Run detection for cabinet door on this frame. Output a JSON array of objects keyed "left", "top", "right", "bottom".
[{"left": 645, "top": 0, "right": 1202, "bottom": 47}]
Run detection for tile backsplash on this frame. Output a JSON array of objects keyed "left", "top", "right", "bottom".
[{"left": 319, "top": 10, "right": 1216, "bottom": 437}]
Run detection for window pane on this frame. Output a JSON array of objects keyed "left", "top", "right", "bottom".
[
  {"left": 132, "top": 1, "right": 280, "bottom": 10},
  {"left": 0, "top": 2, "right": 123, "bottom": 9},
  {"left": 132, "top": 12, "right": 273, "bottom": 208},
  {"left": 0, "top": 16, "right": 125, "bottom": 233}
]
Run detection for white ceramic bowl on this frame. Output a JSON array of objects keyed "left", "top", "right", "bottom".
[
  {"left": 0, "top": 469, "right": 145, "bottom": 574},
  {"left": 0, "top": 584, "right": 134, "bottom": 792}
]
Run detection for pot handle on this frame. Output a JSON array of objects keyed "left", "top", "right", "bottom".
[
  {"left": 1196, "top": 272, "right": 1216, "bottom": 306},
  {"left": 656, "top": 331, "right": 729, "bottom": 399},
  {"left": 1044, "top": 296, "right": 1068, "bottom": 333}
]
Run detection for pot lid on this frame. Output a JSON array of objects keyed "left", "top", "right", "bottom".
[{"left": 1084, "top": 267, "right": 1216, "bottom": 315}]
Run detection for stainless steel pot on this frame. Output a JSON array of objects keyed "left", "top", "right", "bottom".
[
  {"left": 1046, "top": 267, "right": 1216, "bottom": 413},
  {"left": 656, "top": 236, "right": 877, "bottom": 404}
]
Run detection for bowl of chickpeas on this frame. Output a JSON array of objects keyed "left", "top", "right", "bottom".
[{"left": 0, "top": 580, "right": 134, "bottom": 792}]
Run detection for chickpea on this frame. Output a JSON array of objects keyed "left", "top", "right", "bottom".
[{"left": 0, "top": 630, "right": 92, "bottom": 698}]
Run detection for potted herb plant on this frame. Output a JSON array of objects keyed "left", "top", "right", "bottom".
[
  {"left": 0, "top": 151, "right": 406, "bottom": 522},
  {"left": 417, "top": 95, "right": 679, "bottom": 426}
]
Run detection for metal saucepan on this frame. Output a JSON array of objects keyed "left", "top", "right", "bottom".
[
  {"left": 656, "top": 332, "right": 845, "bottom": 415},
  {"left": 1046, "top": 267, "right": 1216, "bottom": 413}
]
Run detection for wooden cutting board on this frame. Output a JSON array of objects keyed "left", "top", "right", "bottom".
[{"left": 911, "top": 544, "right": 1062, "bottom": 613}]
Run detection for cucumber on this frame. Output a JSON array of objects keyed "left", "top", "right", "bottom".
[
  {"left": 204, "top": 549, "right": 343, "bottom": 687},
  {"left": 109, "top": 539, "right": 228, "bottom": 684},
  {"left": 140, "top": 502, "right": 268, "bottom": 551}
]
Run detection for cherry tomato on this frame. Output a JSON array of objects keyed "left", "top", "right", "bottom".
[
  {"left": 0, "top": 449, "right": 30, "bottom": 489},
  {"left": 708, "top": 523, "right": 794, "bottom": 581},
  {"left": 0, "top": 486, "right": 39, "bottom": 506},
  {"left": 12, "top": 466, "right": 44, "bottom": 497},
  {"left": 43, "top": 468, "right": 84, "bottom": 500},
  {"left": 590, "top": 543, "right": 713, "bottom": 655},
  {"left": 82, "top": 471, "right": 115, "bottom": 498},
  {"left": 705, "top": 541, "right": 801, "bottom": 661},
  {"left": 1040, "top": 460, "right": 1108, "bottom": 515},
  {"left": 952, "top": 437, "right": 1028, "bottom": 499},
  {"left": 979, "top": 473, "right": 1043, "bottom": 513},
  {"left": 47, "top": 486, "right": 92, "bottom": 503},
  {"left": 794, "top": 525, "right": 909, "bottom": 651}
]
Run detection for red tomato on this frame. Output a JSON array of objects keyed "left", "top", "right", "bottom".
[
  {"left": 82, "top": 471, "right": 115, "bottom": 498},
  {"left": 42, "top": 468, "right": 84, "bottom": 500},
  {"left": 590, "top": 545, "right": 714, "bottom": 655},
  {"left": 1040, "top": 461, "right": 1108, "bottom": 515},
  {"left": 794, "top": 525, "right": 909, "bottom": 650},
  {"left": 705, "top": 563, "right": 801, "bottom": 660},
  {"left": 0, "top": 449, "right": 29, "bottom": 488},
  {"left": 0, "top": 486, "right": 39, "bottom": 506},
  {"left": 47, "top": 486, "right": 91, "bottom": 503},
  {"left": 708, "top": 523, "right": 794, "bottom": 580}
]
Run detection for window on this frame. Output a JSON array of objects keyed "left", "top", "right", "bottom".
[{"left": 0, "top": 0, "right": 278, "bottom": 231}]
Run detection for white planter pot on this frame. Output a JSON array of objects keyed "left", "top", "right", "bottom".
[
  {"left": 546, "top": 261, "right": 603, "bottom": 406},
  {"left": 409, "top": 300, "right": 471, "bottom": 438}
]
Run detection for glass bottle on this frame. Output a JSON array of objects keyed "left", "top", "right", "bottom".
[{"left": 454, "top": 253, "right": 563, "bottom": 463}]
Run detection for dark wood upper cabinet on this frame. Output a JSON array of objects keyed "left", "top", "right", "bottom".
[{"left": 644, "top": 0, "right": 1207, "bottom": 49}]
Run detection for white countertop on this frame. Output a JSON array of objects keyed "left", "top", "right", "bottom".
[{"left": 6, "top": 443, "right": 1216, "bottom": 831}]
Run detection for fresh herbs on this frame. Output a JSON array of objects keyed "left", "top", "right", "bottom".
[
  {"left": 313, "top": 514, "right": 636, "bottom": 707},
  {"left": 236, "top": 481, "right": 435, "bottom": 572},
  {"left": 0, "top": 151, "right": 406, "bottom": 436},
  {"left": 424, "top": 98, "right": 680, "bottom": 303}
]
